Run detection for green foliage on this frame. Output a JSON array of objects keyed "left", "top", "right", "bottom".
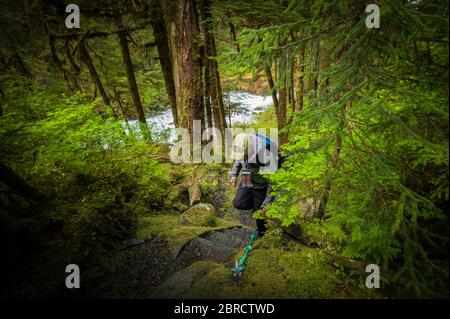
[
  {"left": 220, "top": 0, "right": 448, "bottom": 297},
  {"left": 0, "top": 85, "right": 172, "bottom": 260},
  {"left": 0, "top": 0, "right": 447, "bottom": 299}
]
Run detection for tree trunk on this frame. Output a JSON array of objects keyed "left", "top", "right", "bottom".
[
  {"left": 48, "top": 35, "right": 65, "bottom": 78},
  {"left": 202, "top": 0, "right": 226, "bottom": 134},
  {"left": 315, "top": 104, "right": 346, "bottom": 219},
  {"left": 150, "top": 0, "right": 178, "bottom": 127},
  {"left": 288, "top": 50, "right": 295, "bottom": 113},
  {"left": 266, "top": 61, "right": 289, "bottom": 144},
  {"left": 294, "top": 46, "right": 305, "bottom": 112},
  {"left": 289, "top": 80, "right": 295, "bottom": 113},
  {"left": 161, "top": 0, "right": 205, "bottom": 141},
  {"left": 210, "top": 34, "right": 227, "bottom": 133},
  {"left": 197, "top": 1, "right": 212, "bottom": 132},
  {"left": 47, "top": 33, "right": 80, "bottom": 91},
  {"left": 314, "top": 36, "right": 351, "bottom": 219},
  {"left": 207, "top": 50, "right": 222, "bottom": 132},
  {"left": 265, "top": 65, "right": 279, "bottom": 113},
  {"left": 228, "top": 20, "right": 240, "bottom": 53},
  {"left": 79, "top": 41, "right": 111, "bottom": 108},
  {"left": 313, "top": 40, "right": 320, "bottom": 93},
  {"left": 63, "top": 39, "right": 83, "bottom": 91},
  {"left": 113, "top": 86, "right": 128, "bottom": 122},
  {"left": 278, "top": 80, "right": 288, "bottom": 146},
  {"left": 115, "top": 17, "right": 147, "bottom": 125},
  {"left": 304, "top": 41, "right": 318, "bottom": 98},
  {"left": 203, "top": 62, "right": 213, "bottom": 129}
]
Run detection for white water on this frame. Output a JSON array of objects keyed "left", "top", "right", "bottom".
[
  {"left": 225, "top": 91, "right": 273, "bottom": 124},
  {"left": 126, "top": 91, "right": 273, "bottom": 141}
]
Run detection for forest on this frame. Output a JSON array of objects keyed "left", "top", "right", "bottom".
[{"left": 0, "top": 0, "right": 448, "bottom": 299}]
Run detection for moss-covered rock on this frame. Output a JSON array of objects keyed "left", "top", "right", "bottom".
[
  {"left": 135, "top": 213, "right": 241, "bottom": 258},
  {"left": 180, "top": 203, "right": 217, "bottom": 227}
]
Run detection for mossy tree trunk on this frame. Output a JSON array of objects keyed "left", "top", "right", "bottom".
[
  {"left": 201, "top": 0, "right": 226, "bottom": 135},
  {"left": 161, "top": 0, "right": 205, "bottom": 140}
]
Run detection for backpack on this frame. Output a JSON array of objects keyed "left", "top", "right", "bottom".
[{"left": 255, "top": 133, "right": 287, "bottom": 170}]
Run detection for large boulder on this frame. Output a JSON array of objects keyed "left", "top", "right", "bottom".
[{"left": 180, "top": 203, "right": 216, "bottom": 227}]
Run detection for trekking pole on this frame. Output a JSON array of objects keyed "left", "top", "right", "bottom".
[{"left": 230, "top": 229, "right": 258, "bottom": 285}]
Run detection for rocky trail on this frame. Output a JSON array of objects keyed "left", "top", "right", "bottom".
[
  {"left": 84, "top": 217, "right": 256, "bottom": 298},
  {"left": 81, "top": 173, "right": 380, "bottom": 299},
  {"left": 83, "top": 173, "right": 258, "bottom": 298}
]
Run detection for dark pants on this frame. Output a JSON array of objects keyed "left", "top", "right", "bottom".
[{"left": 232, "top": 184, "right": 268, "bottom": 236}]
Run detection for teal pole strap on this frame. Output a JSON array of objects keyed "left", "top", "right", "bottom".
[{"left": 230, "top": 229, "right": 258, "bottom": 280}]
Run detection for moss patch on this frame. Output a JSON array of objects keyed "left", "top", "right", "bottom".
[
  {"left": 277, "top": 249, "right": 343, "bottom": 298},
  {"left": 136, "top": 214, "right": 241, "bottom": 258},
  {"left": 182, "top": 232, "right": 383, "bottom": 299},
  {"left": 180, "top": 203, "right": 217, "bottom": 227}
]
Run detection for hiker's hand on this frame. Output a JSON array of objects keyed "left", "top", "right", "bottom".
[{"left": 231, "top": 176, "right": 238, "bottom": 188}]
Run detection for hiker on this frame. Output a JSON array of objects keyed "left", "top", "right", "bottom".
[{"left": 230, "top": 132, "right": 280, "bottom": 237}]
